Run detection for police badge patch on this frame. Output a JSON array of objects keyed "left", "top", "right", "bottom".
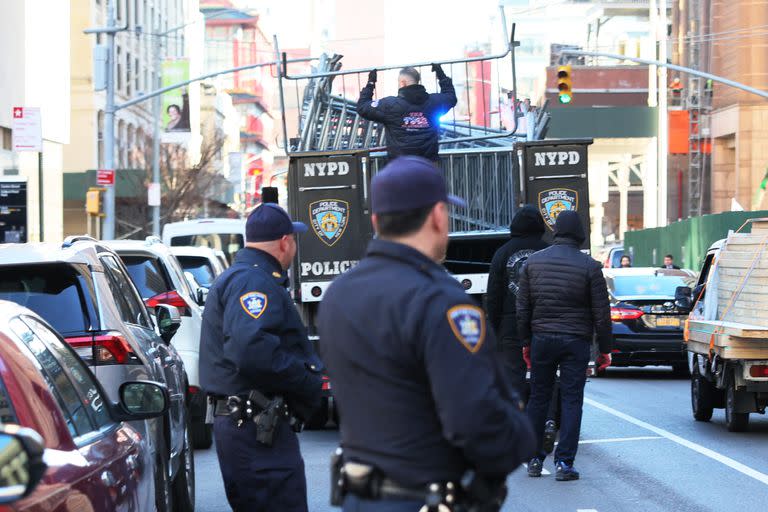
[
  {"left": 240, "top": 291, "right": 268, "bottom": 320},
  {"left": 446, "top": 305, "right": 486, "bottom": 353},
  {"left": 309, "top": 199, "right": 349, "bottom": 247},
  {"left": 538, "top": 188, "right": 578, "bottom": 230}
]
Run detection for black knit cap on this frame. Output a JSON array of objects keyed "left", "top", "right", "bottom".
[{"left": 554, "top": 210, "right": 586, "bottom": 244}]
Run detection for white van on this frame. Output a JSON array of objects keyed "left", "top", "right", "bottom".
[{"left": 162, "top": 218, "right": 245, "bottom": 265}]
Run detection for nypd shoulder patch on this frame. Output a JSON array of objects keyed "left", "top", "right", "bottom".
[
  {"left": 446, "top": 305, "right": 486, "bottom": 353},
  {"left": 240, "top": 291, "right": 268, "bottom": 320}
]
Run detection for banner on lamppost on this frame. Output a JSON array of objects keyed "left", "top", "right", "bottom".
[{"left": 161, "top": 59, "right": 191, "bottom": 136}]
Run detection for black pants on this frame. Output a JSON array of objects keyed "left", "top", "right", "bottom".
[
  {"left": 214, "top": 416, "right": 308, "bottom": 512},
  {"left": 526, "top": 334, "right": 589, "bottom": 464},
  {"left": 499, "top": 337, "right": 528, "bottom": 400}
]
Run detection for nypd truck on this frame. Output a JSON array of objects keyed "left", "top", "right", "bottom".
[{"left": 286, "top": 140, "right": 593, "bottom": 425}]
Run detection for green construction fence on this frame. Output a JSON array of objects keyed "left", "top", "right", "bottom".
[{"left": 624, "top": 210, "right": 768, "bottom": 271}]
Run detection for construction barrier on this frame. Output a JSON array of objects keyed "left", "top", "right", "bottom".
[{"left": 624, "top": 210, "right": 768, "bottom": 271}]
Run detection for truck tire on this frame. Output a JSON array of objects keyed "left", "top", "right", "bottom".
[
  {"left": 691, "top": 368, "right": 714, "bottom": 422},
  {"left": 725, "top": 380, "right": 750, "bottom": 432}
]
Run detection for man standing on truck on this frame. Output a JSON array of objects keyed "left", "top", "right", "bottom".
[
  {"left": 517, "top": 211, "right": 612, "bottom": 481},
  {"left": 318, "top": 156, "right": 534, "bottom": 511},
  {"left": 357, "top": 65, "right": 457, "bottom": 162},
  {"left": 486, "top": 204, "right": 549, "bottom": 397}
]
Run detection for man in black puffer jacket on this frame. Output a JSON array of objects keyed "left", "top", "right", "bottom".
[
  {"left": 357, "top": 65, "right": 457, "bottom": 162},
  {"left": 486, "top": 205, "right": 549, "bottom": 396},
  {"left": 516, "top": 211, "right": 612, "bottom": 482}
]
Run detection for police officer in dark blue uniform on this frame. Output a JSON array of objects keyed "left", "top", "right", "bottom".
[
  {"left": 200, "top": 203, "right": 323, "bottom": 512},
  {"left": 317, "top": 156, "right": 535, "bottom": 512}
]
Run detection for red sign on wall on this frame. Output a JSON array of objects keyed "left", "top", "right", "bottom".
[{"left": 96, "top": 169, "right": 115, "bottom": 186}]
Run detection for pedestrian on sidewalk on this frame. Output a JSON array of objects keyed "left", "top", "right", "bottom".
[
  {"left": 318, "top": 156, "right": 534, "bottom": 511},
  {"left": 516, "top": 211, "right": 612, "bottom": 481},
  {"left": 357, "top": 65, "right": 457, "bottom": 163},
  {"left": 486, "top": 204, "right": 549, "bottom": 398}
]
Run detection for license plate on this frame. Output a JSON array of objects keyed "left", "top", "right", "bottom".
[{"left": 656, "top": 317, "right": 681, "bottom": 327}]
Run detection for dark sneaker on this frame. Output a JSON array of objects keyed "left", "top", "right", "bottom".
[
  {"left": 543, "top": 420, "right": 558, "bottom": 454},
  {"left": 555, "top": 461, "right": 580, "bottom": 481},
  {"left": 527, "top": 458, "right": 543, "bottom": 477}
]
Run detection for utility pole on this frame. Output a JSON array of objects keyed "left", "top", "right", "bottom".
[
  {"left": 103, "top": 1, "right": 117, "bottom": 239},
  {"left": 151, "top": 23, "right": 162, "bottom": 236},
  {"left": 560, "top": 49, "right": 768, "bottom": 100}
]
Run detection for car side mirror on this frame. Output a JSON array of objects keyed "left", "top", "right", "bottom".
[
  {"left": 155, "top": 304, "right": 181, "bottom": 343},
  {"left": 196, "top": 287, "right": 208, "bottom": 307},
  {"left": 674, "top": 286, "right": 693, "bottom": 311},
  {"left": 0, "top": 426, "right": 47, "bottom": 503},
  {"left": 114, "top": 381, "right": 169, "bottom": 421}
]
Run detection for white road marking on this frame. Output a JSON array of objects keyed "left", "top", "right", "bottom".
[
  {"left": 577, "top": 436, "right": 661, "bottom": 445},
  {"left": 585, "top": 397, "right": 768, "bottom": 486},
  {"left": 577, "top": 509, "right": 599, "bottom": 512}
]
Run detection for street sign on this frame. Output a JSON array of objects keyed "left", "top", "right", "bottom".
[
  {"left": 11, "top": 107, "right": 42, "bottom": 152},
  {"left": 148, "top": 182, "right": 161, "bottom": 206},
  {"left": 96, "top": 169, "right": 115, "bottom": 186},
  {"left": 0, "top": 179, "right": 28, "bottom": 243}
]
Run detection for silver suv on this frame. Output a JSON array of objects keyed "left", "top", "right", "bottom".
[
  {"left": 104, "top": 237, "right": 210, "bottom": 449},
  {"left": 0, "top": 236, "right": 195, "bottom": 511}
]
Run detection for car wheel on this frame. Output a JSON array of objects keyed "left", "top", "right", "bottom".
[
  {"left": 691, "top": 367, "right": 714, "bottom": 422},
  {"left": 172, "top": 414, "right": 196, "bottom": 511},
  {"left": 192, "top": 418, "right": 213, "bottom": 450},
  {"left": 725, "top": 379, "right": 750, "bottom": 432},
  {"left": 155, "top": 434, "right": 174, "bottom": 512},
  {"left": 305, "top": 398, "right": 329, "bottom": 430}
]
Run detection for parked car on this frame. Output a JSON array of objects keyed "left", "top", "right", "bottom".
[
  {"left": 602, "top": 267, "right": 698, "bottom": 374},
  {"left": 596, "top": 244, "right": 625, "bottom": 268},
  {"left": 103, "top": 237, "right": 211, "bottom": 450},
  {"left": 0, "top": 237, "right": 194, "bottom": 511},
  {"left": 162, "top": 218, "right": 245, "bottom": 265},
  {"left": 0, "top": 300, "right": 169, "bottom": 511},
  {"left": 171, "top": 245, "right": 226, "bottom": 291}
]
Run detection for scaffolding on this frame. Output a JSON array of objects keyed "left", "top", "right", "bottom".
[{"left": 686, "top": 0, "right": 712, "bottom": 218}]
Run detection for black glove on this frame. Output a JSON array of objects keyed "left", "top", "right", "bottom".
[
  {"left": 367, "top": 69, "right": 377, "bottom": 85},
  {"left": 432, "top": 63, "right": 447, "bottom": 80}
]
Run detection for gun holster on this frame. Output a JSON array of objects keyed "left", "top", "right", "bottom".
[{"left": 329, "top": 448, "right": 383, "bottom": 506}]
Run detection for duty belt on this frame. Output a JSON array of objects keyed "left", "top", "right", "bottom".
[
  {"left": 212, "top": 390, "right": 303, "bottom": 444},
  {"left": 330, "top": 449, "right": 505, "bottom": 512}
]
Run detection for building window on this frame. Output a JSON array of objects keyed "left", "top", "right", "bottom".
[
  {"left": 126, "top": 52, "right": 132, "bottom": 96},
  {"left": 1, "top": 127, "right": 11, "bottom": 151},
  {"left": 135, "top": 58, "right": 140, "bottom": 92},
  {"left": 116, "top": 46, "right": 123, "bottom": 92}
]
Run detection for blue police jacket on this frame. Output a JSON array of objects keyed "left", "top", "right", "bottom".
[
  {"left": 200, "top": 247, "right": 323, "bottom": 413},
  {"left": 317, "top": 239, "right": 535, "bottom": 486}
]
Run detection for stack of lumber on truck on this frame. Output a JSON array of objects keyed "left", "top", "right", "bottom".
[{"left": 687, "top": 219, "right": 768, "bottom": 359}]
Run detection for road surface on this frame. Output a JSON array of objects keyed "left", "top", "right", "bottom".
[{"left": 196, "top": 367, "right": 768, "bottom": 511}]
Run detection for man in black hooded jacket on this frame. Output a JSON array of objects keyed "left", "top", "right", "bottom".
[
  {"left": 357, "top": 65, "right": 457, "bottom": 161},
  {"left": 486, "top": 205, "right": 549, "bottom": 396},
  {"left": 516, "top": 211, "right": 612, "bottom": 482}
]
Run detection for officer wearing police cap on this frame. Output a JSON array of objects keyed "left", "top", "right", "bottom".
[
  {"left": 318, "top": 156, "right": 535, "bottom": 511},
  {"left": 200, "top": 203, "right": 323, "bottom": 511}
]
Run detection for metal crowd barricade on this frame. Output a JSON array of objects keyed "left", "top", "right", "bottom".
[{"left": 273, "top": 8, "right": 549, "bottom": 232}]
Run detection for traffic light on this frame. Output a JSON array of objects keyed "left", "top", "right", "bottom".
[{"left": 557, "top": 65, "right": 573, "bottom": 104}]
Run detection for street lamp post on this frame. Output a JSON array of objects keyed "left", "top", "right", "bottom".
[{"left": 102, "top": 1, "right": 118, "bottom": 240}]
